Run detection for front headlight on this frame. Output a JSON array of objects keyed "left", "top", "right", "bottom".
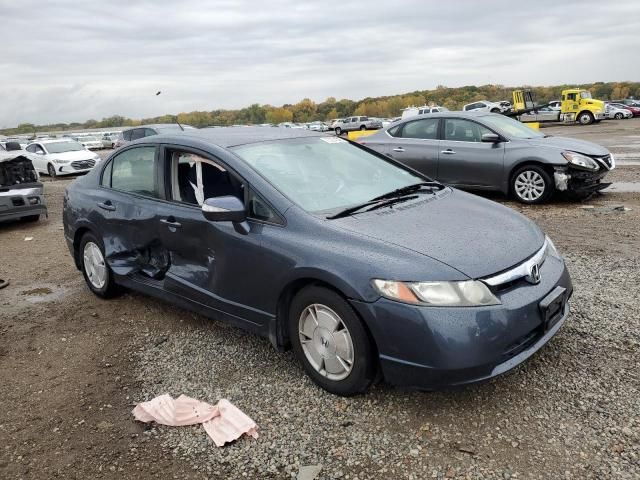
[
  {"left": 372, "top": 279, "right": 500, "bottom": 307},
  {"left": 562, "top": 151, "right": 599, "bottom": 171}
]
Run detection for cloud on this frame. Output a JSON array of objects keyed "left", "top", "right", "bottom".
[{"left": 0, "top": 0, "right": 638, "bottom": 126}]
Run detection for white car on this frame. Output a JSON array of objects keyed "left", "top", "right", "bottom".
[
  {"left": 605, "top": 104, "right": 632, "bottom": 120},
  {"left": 307, "top": 121, "right": 329, "bottom": 132},
  {"left": 25, "top": 139, "right": 100, "bottom": 177},
  {"left": 462, "top": 100, "right": 506, "bottom": 113},
  {"left": 401, "top": 105, "right": 449, "bottom": 119},
  {"left": 73, "top": 135, "right": 103, "bottom": 150},
  {"left": 100, "top": 133, "right": 121, "bottom": 149},
  {"left": 547, "top": 101, "right": 561, "bottom": 111}
]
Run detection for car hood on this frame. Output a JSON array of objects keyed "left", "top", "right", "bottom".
[
  {"left": 328, "top": 189, "right": 544, "bottom": 279},
  {"left": 525, "top": 136, "right": 609, "bottom": 156},
  {"left": 48, "top": 150, "right": 95, "bottom": 160}
]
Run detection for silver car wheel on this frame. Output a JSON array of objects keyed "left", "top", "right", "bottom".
[
  {"left": 83, "top": 241, "right": 107, "bottom": 289},
  {"left": 298, "top": 304, "right": 354, "bottom": 381},
  {"left": 515, "top": 170, "right": 546, "bottom": 201}
]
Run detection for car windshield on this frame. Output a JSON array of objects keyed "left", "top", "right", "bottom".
[
  {"left": 233, "top": 137, "right": 425, "bottom": 213},
  {"left": 479, "top": 115, "right": 544, "bottom": 139},
  {"left": 46, "top": 141, "right": 84, "bottom": 153}
]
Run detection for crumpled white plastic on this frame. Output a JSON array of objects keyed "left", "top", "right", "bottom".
[{"left": 132, "top": 394, "right": 258, "bottom": 447}]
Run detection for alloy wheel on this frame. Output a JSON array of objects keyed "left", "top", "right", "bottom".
[
  {"left": 298, "top": 303, "right": 354, "bottom": 381},
  {"left": 83, "top": 241, "right": 107, "bottom": 289},
  {"left": 47, "top": 163, "right": 56, "bottom": 177},
  {"left": 515, "top": 170, "right": 546, "bottom": 202}
]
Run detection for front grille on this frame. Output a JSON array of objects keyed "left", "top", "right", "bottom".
[
  {"left": 593, "top": 154, "right": 613, "bottom": 170},
  {"left": 71, "top": 159, "right": 96, "bottom": 170}
]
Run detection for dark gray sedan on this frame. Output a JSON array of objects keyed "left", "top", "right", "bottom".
[
  {"left": 63, "top": 128, "right": 572, "bottom": 395},
  {"left": 359, "top": 112, "right": 615, "bottom": 203}
]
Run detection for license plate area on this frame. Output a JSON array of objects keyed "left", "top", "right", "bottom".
[{"left": 539, "top": 286, "right": 567, "bottom": 331}]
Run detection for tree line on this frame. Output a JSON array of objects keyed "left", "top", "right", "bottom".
[{"left": 3, "top": 81, "right": 639, "bottom": 135}]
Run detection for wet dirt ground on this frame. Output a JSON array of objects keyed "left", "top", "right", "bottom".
[{"left": 1, "top": 119, "right": 639, "bottom": 479}]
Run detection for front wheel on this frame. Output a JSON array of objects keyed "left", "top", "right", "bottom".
[
  {"left": 578, "top": 112, "right": 594, "bottom": 125},
  {"left": 614, "top": 113, "right": 623, "bottom": 120},
  {"left": 334, "top": 127, "right": 342, "bottom": 135},
  {"left": 289, "top": 286, "right": 376, "bottom": 396},
  {"left": 47, "top": 163, "right": 57, "bottom": 177},
  {"left": 511, "top": 165, "right": 554, "bottom": 204},
  {"left": 79, "top": 232, "right": 119, "bottom": 298},
  {"left": 360, "top": 125, "right": 367, "bottom": 131}
]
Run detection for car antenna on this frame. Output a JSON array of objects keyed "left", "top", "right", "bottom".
[{"left": 173, "top": 114, "right": 184, "bottom": 131}]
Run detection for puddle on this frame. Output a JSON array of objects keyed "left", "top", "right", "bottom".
[
  {"left": 604, "top": 182, "right": 640, "bottom": 193},
  {"left": 20, "top": 285, "right": 68, "bottom": 304}
]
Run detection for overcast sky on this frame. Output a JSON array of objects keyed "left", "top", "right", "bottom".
[{"left": 1, "top": 0, "right": 639, "bottom": 127}]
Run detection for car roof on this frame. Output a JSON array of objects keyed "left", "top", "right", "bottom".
[
  {"left": 147, "top": 126, "right": 326, "bottom": 148},
  {"left": 123, "top": 123, "right": 188, "bottom": 131},
  {"left": 398, "top": 110, "right": 491, "bottom": 120},
  {"left": 37, "top": 138, "right": 80, "bottom": 144}
]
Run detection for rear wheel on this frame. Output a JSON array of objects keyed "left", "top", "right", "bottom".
[
  {"left": 360, "top": 125, "right": 367, "bottom": 131},
  {"left": 47, "top": 163, "right": 57, "bottom": 177},
  {"left": 511, "top": 165, "right": 553, "bottom": 204},
  {"left": 335, "top": 127, "right": 342, "bottom": 135},
  {"left": 289, "top": 286, "right": 375, "bottom": 396},
  {"left": 21, "top": 215, "right": 40, "bottom": 222},
  {"left": 79, "top": 232, "right": 119, "bottom": 298},
  {"left": 578, "top": 111, "right": 594, "bottom": 125}
]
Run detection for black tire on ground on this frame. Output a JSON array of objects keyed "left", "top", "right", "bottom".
[
  {"left": 47, "top": 163, "right": 56, "bottom": 177},
  {"left": 288, "top": 285, "right": 376, "bottom": 396},
  {"left": 21, "top": 215, "right": 40, "bottom": 222},
  {"left": 79, "top": 231, "right": 120, "bottom": 298},
  {"left": 335, "top": 127, "right": 342, "bottom": 135},
  {"left": 510, "top": 164, "right": 554, "bottom": 205},
  {"left": 578, "top": 111, "right": 594, "bottom": 125},
  {"left": 360, "top": 125, "right": 367, "bottom": 131}
]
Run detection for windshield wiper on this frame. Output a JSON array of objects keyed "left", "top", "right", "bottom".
[
  {"left": 326, "top": 195, "right": 418, "bottom": 219},
  {"left": 370, "top": 182, "right": 443, "bottom": 202}
]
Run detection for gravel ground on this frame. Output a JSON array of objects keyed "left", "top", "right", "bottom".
[{"left": 133, "top": 253, "right": 640, "bottom": 479}]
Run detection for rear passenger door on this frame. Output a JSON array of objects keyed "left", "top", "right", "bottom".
[
  {"left": 438, "top": 118, "right": 504, "bottom": 188},
  {"left": 94, "top": 145, "right": 167, "bottom": 277},
  {"left": 385, "top": 118, "right": 441, "bottom": 179}
]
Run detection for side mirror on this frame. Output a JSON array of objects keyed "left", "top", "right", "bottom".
[
  {"left": 481, "top": 133, "right": 501, "bottom": 143},
  {"left": 202, "top": 195, "right": 246, "bottom": 223}
]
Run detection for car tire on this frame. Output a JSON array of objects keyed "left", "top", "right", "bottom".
[
  {"left": 511, "top": 165, "right": 554, "bottom": 204},
  {"left": 335, "top": 127, "right": 342, "bottom": 135},
  {"left": 289, "top": 285, "right": 376, "bottom": 396},
  {"left": 47, "top": 163, "right": 57, "bottom": 178},
  {"left": 79, "top": 232, "right": 119, "bottom": 298},
  {"left": 21, "top": 214, "right": 40, "bottom": 222},
  {"left": 614, "top": 113, "right": 623, "bottom": 120},
  {"left": 360, "top": 125, "right": 366, "bottom": 131},
  {"left": 490, "top": 108, "right": 500, "bottom": 113},
  {"left": 578, "top": 112, "right": 594, "bottom": 125}
]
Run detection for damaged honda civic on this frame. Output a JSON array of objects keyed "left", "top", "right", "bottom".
[{"left": 63, "top": 128, "right": 573, "bottom": 396}]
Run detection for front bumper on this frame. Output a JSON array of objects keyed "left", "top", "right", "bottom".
[
  {"left": 0, "top": 184, "right": 47, "bottom": 222},
  {"left": 350, "top": 255, "right": 572, "bottom": 389}
]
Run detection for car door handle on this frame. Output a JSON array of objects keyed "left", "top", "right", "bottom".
[
  {"left": 392, "top": 147, "right": 405, "bottom": 152},
  {"left": 97, "top": 201, "right": 116, "bottom": 211},
  {"left": 160, "top": 218, "right": 182, "bottom": 229},
  {"left": 441, "top": 149, "right": 456, "bottom": 155}
]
